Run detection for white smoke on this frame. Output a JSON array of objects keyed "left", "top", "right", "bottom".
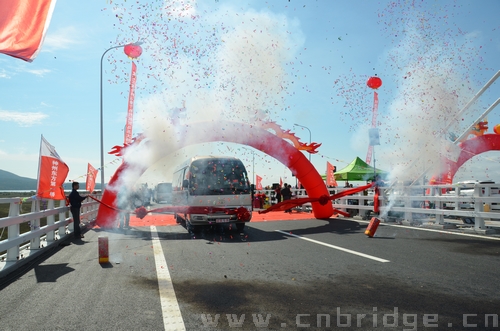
[{"left": 110, "top": 5, "right": 304, "bottom": 191}]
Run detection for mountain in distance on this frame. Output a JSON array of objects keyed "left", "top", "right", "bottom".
[{"left": 0, "top": 169, "right": 101, "bottom": 190}]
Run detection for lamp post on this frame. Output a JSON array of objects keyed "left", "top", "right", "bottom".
[
  {"left": 293, "top": 123, "right": 311, "bottom": 162},
  {"left": 99, "top": 42, "right": 142, "bottom": 190}
]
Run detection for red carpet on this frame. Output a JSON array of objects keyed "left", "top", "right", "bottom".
[{"left": 128, "top": 210, "right": 321, "bottom": 227}]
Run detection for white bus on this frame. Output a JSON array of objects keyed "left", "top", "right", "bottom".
[{"left": 172, "top": 156, "right": 253, "bottom": 232}]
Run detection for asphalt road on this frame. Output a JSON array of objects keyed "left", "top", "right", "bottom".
[{"left": 1, "top": 216, "right": 499, "bottom": 331}]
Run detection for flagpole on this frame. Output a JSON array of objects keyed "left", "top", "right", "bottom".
[{"left": 36, "top": 135, "right": 43, "bottom": 196}]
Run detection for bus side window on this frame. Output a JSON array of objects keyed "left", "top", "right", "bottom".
[{"left": 183, "top": 179, "right": 189, "bottom": 189}]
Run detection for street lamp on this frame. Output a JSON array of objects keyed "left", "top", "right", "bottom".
[
  {"left": 293, "top": 123, "right": 311, "bottom": 162},
  {"left": 99, "top": 41, "right": 142, "bottom": 190}
]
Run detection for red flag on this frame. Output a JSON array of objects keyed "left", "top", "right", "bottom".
[
  {"left": 280, "top": 177, "right": 283, "bottom": 188},
  {"left": 124, "top": 61, "right": 137, "bottom": 145},
  {"left": 326, "top": 162, "right": 338, "bottom": 187},
  {"left": 86, "top": 163, "right": 98, "bottom": 193},
  {"left": 37, "top": 135, "right": 69, "bottom": 200},
  {"left": 0, "top": 0, "right": 57, "bottom": 62},
  {"left": 256, "top": 175, "right": 263, "bottom": 190}
]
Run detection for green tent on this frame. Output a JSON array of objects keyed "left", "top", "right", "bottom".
[{"left": 333, "top": 157, "right": 388, "bottom": 182}]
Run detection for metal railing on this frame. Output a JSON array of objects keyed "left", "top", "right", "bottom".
[
  {"left": 0, "top": 193, "right": 101, "bottom": 277},
  {"left": 257, "top": 182, "right": 500, "bottom": 231}
]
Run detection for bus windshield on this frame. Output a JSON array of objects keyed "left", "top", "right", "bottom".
[{"left": 189, "top": 158, "right": 251, "bottom": 196}]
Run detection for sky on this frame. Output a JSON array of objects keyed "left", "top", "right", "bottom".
[{"left": 1, "top": 0, "right": 500, "bottom": 189}]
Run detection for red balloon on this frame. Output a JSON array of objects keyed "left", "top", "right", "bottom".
[
  {"left": 367, "top": 76, "right": 382, "bottom": 89},
  {"left": 124, "top": 44, "right": 142, "bottom": 59},
  {"left": 494, "top": 124, "right": 500, "bottom": 134}
]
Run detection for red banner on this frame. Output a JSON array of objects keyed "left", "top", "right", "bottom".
[
  {"left": 86, "top": 163, "right": 98, "bottom": 193},
  {"left": 124, "top": 61, "right": 137, "bottom": 145},
  {"left": 366, "top": 91, "right": 379, "bottom": 165},
  {"left": 326, "top": 162, "right": 338, "bottom": 187},
  {"left": 37, "top": 136, "right": 69, "bottom": 200},
  {"left": 256, "top": 175, "right": 263, "bottom": 190},
  {"left": 0, "top": 0, "right": 56, "bottom": 62}
]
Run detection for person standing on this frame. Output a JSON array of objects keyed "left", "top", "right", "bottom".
[
  {"left": 69, "top": 181, "right": 88, "bottom": 239},
  {"left": 281, "top": 184, "right": 292, "bottom": 213},
  {"left": 274, "top": 186, "right": 282, "bottom": 204}
]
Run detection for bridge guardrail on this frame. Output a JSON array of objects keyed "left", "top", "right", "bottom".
[
  {"left": 258, "top": 183, "right": 500, "bottom": 230},
  {"left": 0, "top": 194, "right": 101, "bottom": 277}
]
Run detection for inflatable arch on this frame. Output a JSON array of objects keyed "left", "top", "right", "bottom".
[
  {"left": 96, "top": 121, "right": 334, "bottom": 227},
  {"left": 440, "top": 134, "right": 500, "bottom": 182}
]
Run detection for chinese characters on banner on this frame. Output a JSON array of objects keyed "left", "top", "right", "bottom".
[
  {"left": 326, "top": 162, "right": 338, "bottom": 187},
  {"left": 124, "top": 62, "right": 137, "bottom": 145},
  {"left": 37, "top": 135, "right": 69, "bottom": 200},
  {"left": 255, "top": 175, "right": 263, "bottom": 190},
  {"left": 86, "top": 163, "right": 98, "bottom": 192}
]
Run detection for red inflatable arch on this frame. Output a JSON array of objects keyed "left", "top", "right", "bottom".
[
  {"left": 440, "top": 134, "right": 500, "bottom": 182},
  {"left": 96, "top": 121, "right": 334, "bottom": 227}
]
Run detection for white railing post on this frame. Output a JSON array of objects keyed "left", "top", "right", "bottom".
[
  {"left": 6, "top": 200, "right": 21, "bottom": 262},
  {"left": 435, "top": 188, "right": 444, "bottom": 225},
  {"left": 474, "top": 185, "right": 485, "bottom": 230},
  {"left": 46, "top": 200, "right": 56, "bottom": 244},
  {"left": 30, "top": 199, "right": 41, "bottom": 250},
  {"left": 404, "top": 186, "right": 412, "bottom": 222},
  {"left": 58, "top": 200, "right": 68, "bottom": 239}
]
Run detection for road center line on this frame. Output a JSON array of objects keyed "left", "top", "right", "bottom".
[
  {"left": 275, "top": 230, "right": 390, "bottom": 263},
  {"left": 151, "top": 225, "right": 186, "bottom": 331}
]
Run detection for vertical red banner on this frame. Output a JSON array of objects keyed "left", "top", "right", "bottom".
[
  {"left": 326, "top": 162, "right": 338, "bottom": 187},
  {"left": 124, "top": 61, "right": 137, "bottom": 145},
  {"left": 37, "top": 135, "right": 69, "bottom": 200},
  {"left": 256, "top": 175, "right": 263, "bottom": 190},
  {"left": 365, "top": 91, "right": 379, "bottom": 165},
  {"left": 86, "top": 163, "right": 98, "bottom": 192}
]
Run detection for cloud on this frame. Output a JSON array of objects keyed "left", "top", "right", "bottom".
[
  {"left": 43, "top": 26, "right": 84, "bottom": 51},
  {"left": 20, "top": 68, "right": 51, "bottom": 77},
  {"left": 0, "top": 68, "right": 11, "bottom": 79},
  {"left": 0, "top": 110, "right": 48, "bottom": 126}
]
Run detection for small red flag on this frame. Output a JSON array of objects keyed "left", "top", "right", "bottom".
[
  {"left": 326, "top": 162, "right": 338, "bottom": 187},
  {"left": 256, "top": 175, "right": 263, "bottom": 190},
  {"left": 86, "top": 163, "right": 98, "bottom": 192},
  {"left": 37, "top": 135, "right": 69, "bottom": 200}
]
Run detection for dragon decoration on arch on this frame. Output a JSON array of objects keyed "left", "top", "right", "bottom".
[{"left": 256, "top": 120, "right": 322, "bottom": 154}]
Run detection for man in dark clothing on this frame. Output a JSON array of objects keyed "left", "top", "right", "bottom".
[
  {"left": 281, "top": 184, "right": 292, "bottom": 213},
  {"left": 69, "top": 182, "right": 88, "bottom": 239},
  {"left": 274, "top": 186, "right": 282, "bottom": 204}
]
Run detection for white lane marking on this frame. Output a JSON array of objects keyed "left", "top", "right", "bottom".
[
  {"left": 151, "top": 225, "right": 186, "bottom": 331},
  {"left": 356, "top": 220, "right": 500, "bottom": 241},
  {"left": 275, "top": 230, "right": 390, "bottom": 263}
]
